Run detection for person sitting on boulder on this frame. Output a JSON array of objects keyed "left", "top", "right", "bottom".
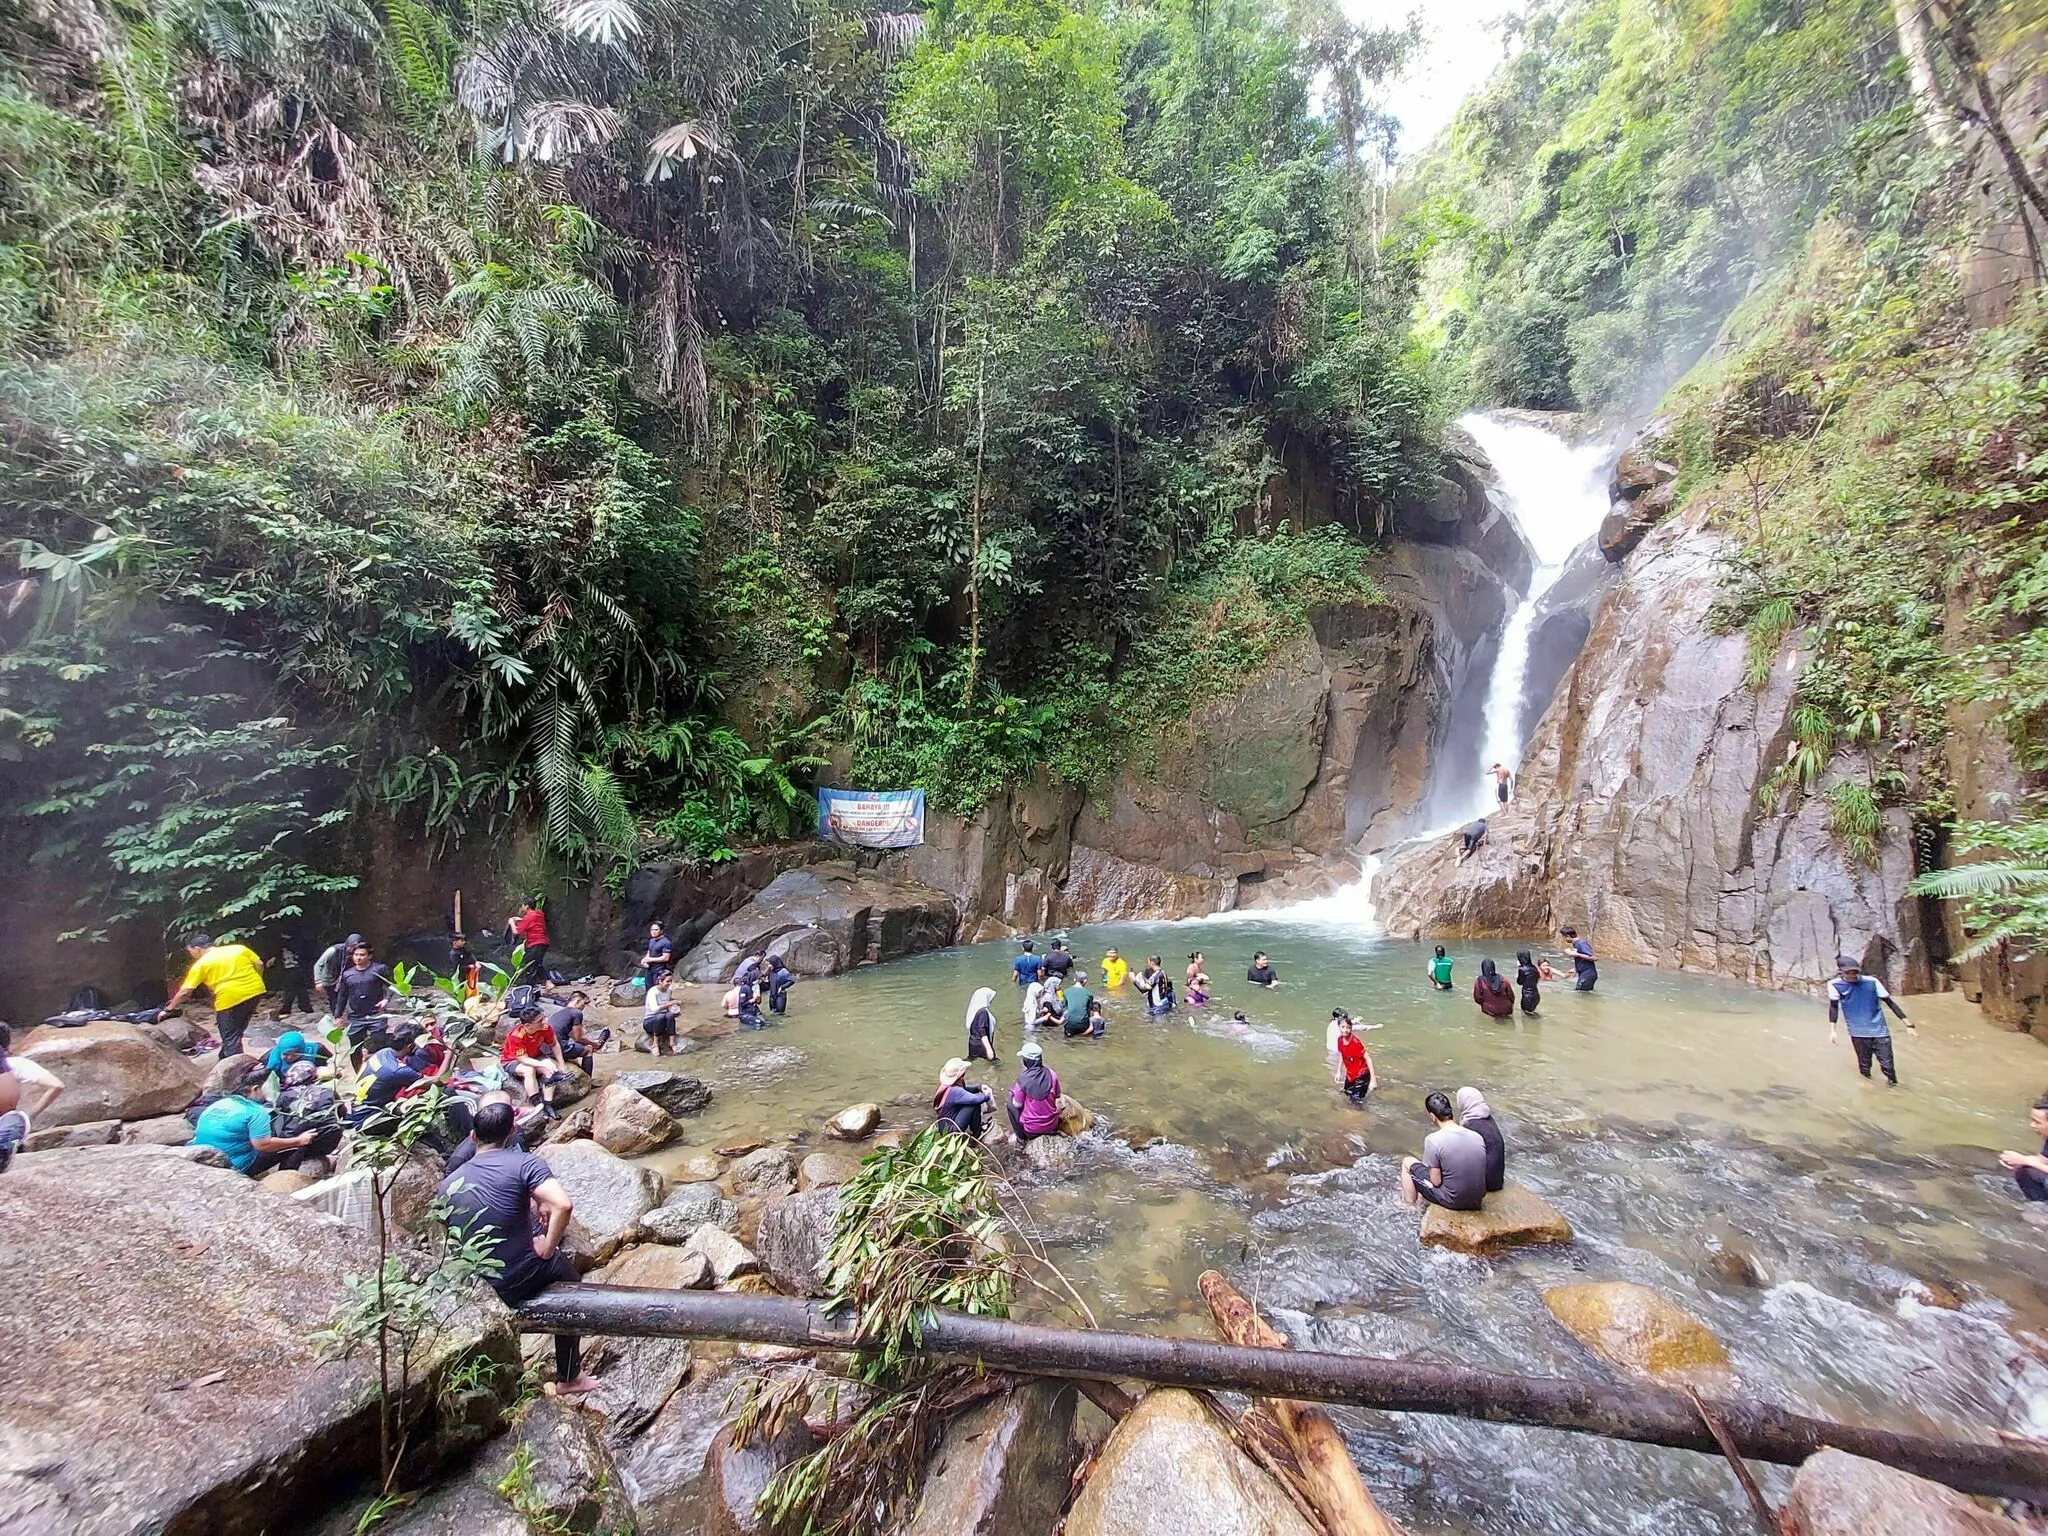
[
  {"left": 933, "top": 1058, "right": 993, "bottom": 1139},
  {"left": 642, "top": 972, "right": 679, "bottom": 1057},
  {"left": 1459, "top": 819, "right": 1487, "bottom": 861},
  {"left": 1006, "top": 1041, "right": 1062, "bottom": 1143},
  {"left": 1399, "top": 1090, "right": 1487, "bottom": 1213},
  {"left": 1473, "top": 958, "right": 1516, "bottom": 1020},
  {"left": 194, "top": 1059, "right": 325, "bottom": 1176},
  {"left": 444, "top": 1089, "right": 539, "bottom": 1174},
  {"left": 1456, "top": 1086, "right": 1506, "bottom": 1193},
  {"left": 501, "top": 1004, "right": 571, "bottom": 1117},
  {"left": 437, "top": 1099, "right": 597, "bottom": 1396},
  {"left": 0, "top": 1023, "right": 64, "bottom": 1174},
  {"left": 765, "top": 954, "right": 796, "bottom": 1016},
  {"left": 2000, "top": 1095, "right": 2048, "bottom": 1203},
  {"left": 164, "top": 933, "right": 270, "bottom": 1060},
  {"left": 273, "top": 1059, "right": 346, "bottom": 1171},
  {"left": 549, "top": 991, "right": 608, "bottom": 1068},
  {"left": 447, "top": 931, "right": 481, "bottom": 993}
]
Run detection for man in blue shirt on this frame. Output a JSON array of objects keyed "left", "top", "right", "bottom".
[
  {"left": 1827, "top": 955, "right": 1913, "bottom": 1085},
  {"left": 1011, "top": 941, "right": 1042, "bottom": 988},
  {"left": 1559, "top": 928, "right": 1597, "bottom": 992}
]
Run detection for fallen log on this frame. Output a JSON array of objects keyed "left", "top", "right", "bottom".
[
  {"left": 516, "top": 1285, "right": 2048, "bottom": 1503},
  {"left": 1198, "top": 1270, "right": 1407, "bottom": 1536}
]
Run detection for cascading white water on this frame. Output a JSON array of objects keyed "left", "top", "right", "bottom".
[{"left": 1450, "top": 412, "right": 1613, "bottom": 823}]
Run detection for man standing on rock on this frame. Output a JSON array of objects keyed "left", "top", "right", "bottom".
[
  {"left": 1399, "top": 1091, "right": 1487, "bottom": 1213},
  {"left": 438, "top": 1100, "right": 597, "bottom": 1395},
  {"left": 164, "top": 933, "right": 270, "bottom": 1059},
  {"left": 1827, "top": 956, "right": 1913, "bottom": 1086},
  {"left": 506, "top": 898, "right": 550, "bottom": 983}
]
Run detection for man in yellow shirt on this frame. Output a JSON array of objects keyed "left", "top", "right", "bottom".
[
  {"left": 1100, "top": 949, "right": 1128, "bottom": 993},
  {"left": 164, "top": 933, "right": 270, "bottom": 1060}
]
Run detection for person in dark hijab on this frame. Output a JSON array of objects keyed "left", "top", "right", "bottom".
[
  {"left": 1514, "top": 950, "right": 1541, "bottom": 1015},
  {"left": 1472, "top": 958, "right": 1515, "bottom": 1020}
]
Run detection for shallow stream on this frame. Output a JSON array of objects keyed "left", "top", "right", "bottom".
[{"left": 622, "top": 911, "right": 2048, "bottom": 1534}]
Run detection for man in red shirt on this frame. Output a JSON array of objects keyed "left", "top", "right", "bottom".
[
  {"left": 501, "top": 1003, "right": 570, "bottom": 1116},
  {"left": 506, "top": 899, "right": 550, "bottom": 983},
  {"left": 1334, "top": 1011, "right": 1372, "bottom": 1104}
]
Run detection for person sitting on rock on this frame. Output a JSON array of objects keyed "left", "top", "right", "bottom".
[
  {"left": 642, "top": 972, "right": 679, "bottom": 1056},
  {"left": 1456, "top": 1086, "right": 1506, "bottom": 1193},
  {"left": 765, "top": 954, "right": 796, "bottom": 1016},
  {"left": 1399, "top": 1091, "right": 1487, "bottom": 1213},
  {"left": 164, "top": 932, "right": 270, "bottom": 1060},
  {"left": 501, "top": 1004, "right": 571, "bottom": 1117},
  {"left": 262, "top": 1029, "right": 331, "bottom": 1079},
  {"left": 0, "top": 1023, "right": 64, "bottom": 1174},
  {"left": 1999, "top": 1095, "right": 2048, "bottom": 1203},
  {"left": 1007, "top": 1042, "right": 1062, "bottom": 1143},
  {"left": 549, "top": 991, "right": 608, "bottom": 1068},
  {"left": 934, "top": 1058, "right": 993, "bottom": 1139},
  {"left": 447, "top": 930, "right": 481, "bottom": 992},
  {"left": 437, "top": 1099, "right": 597, "bottom": 1396},
  {"left": 273, "top": 1059, "right": 346, "bottom": 1172},
  {"left": 1459, "top": 819, "right": 1488, "bottom": 861},
  {"left": 444, "top": 1089, "right": 538, "bottom": 1174},
  {"left": 1473, "top": 959, "right": 1515, "bottom": 1020},
  {"left": 194, "top": 1058, "right": 326, "bottom": 1176}
]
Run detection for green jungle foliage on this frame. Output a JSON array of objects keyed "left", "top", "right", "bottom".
[{"left": 0, "top": 0, "right": 1435, "bottom": 942}]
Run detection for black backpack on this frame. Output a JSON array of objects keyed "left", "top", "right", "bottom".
[{"left": 502, "top": 984, "right": 541, "bottom": 1016}]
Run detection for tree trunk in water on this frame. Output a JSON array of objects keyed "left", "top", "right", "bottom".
[
  {"left": 1199, "top": 1271, "right": 1407, "bottom": 1536},
  {"left": 1891, "top": 0, "right": 1956, "bottom": 144}
]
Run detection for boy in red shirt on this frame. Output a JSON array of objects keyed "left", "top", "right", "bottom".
[
  {"left": 501, "top": 1004, "right": 570, "bottom": 1116},
  {"left": 1335, "top": 1011, "right": 1372, "bottom": 1104}
]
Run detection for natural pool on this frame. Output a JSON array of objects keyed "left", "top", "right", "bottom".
[{"left": 617, "top": 908, "right": 2048, "bottom": 1534}]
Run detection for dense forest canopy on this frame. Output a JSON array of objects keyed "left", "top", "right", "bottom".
[{"left": 1, "top": 0, "right": 2044, "bottom": 959}]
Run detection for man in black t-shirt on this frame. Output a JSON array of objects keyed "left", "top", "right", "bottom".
[
  {"left": 548, "top": 991, "right": 607, "bottom": 1067},
  {"left": 1247, "top": 952, "right": 1280, "bottom": 988},
  {"left": 639, "top": 921, "right": 674, "bottom": 984},
  {"left": 438, "top": 1101, "right": 595, "bottom": 1395},
  {"left": 334, "top": 943, "right": 395, "bottom": 1047},
  {"left": 1042, "top": 939, "right": 1074, "bottom": 981}
]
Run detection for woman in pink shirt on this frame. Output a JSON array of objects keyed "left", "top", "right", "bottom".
[{"left": 1006, "top": 1041, "right": 1061, "bottom": 1141}]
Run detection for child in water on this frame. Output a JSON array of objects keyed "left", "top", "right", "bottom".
[
  {"left": 1429, "top": 945, "right": 1454, "bottom": 991},
  {"left": 1335, "top": 1011, "right": 1372, "bottom": 1103}
]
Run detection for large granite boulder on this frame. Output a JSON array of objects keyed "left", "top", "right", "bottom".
[
  {"left": 1064, "top": 1388, "right": 1317, "bottom": 1536},
  {"left": 756, "top": 1188, "right": 841, "bottom": 1298},
  {"left": 595, "top": 1241, "right": 712, "bottom": 1291},
  {"left": 14, "top": 1021, "right": 208, "bottom": 1127},
  {"left": 118, "top": 1114, "right": 194, "bottom": 1147},
  {"left": 643, "top": 1182, "right": 740, "bottom": 1243},
  {"left": 537, "top": 1140, "right": 664, "bottom": 1263},
  {"left": 368, "top": 1396, "right": 633, "bottom": 1536},
  {"left": 682, "top": 1224, "right": 761, "bottom": 1285},
  {"left": 677, "top": 867, "right": 959, "bottom": 981},
  {"left": 1780, "top": 1448, "right": 2030, "bottom": 1535},
  {"left": 613, "top": 1069, "right": 712, "bottom": 1118},
  {"left": 1543, "top": 1282, "right": 1736, "bottom": 1393},
  {"left": 0, "top": 1146, "right": 512, "bottom": 1535},
  {"left": 903, "top": 1381, "right": 1077, "bottom": 1536},
  {"left": 1419, "top": 1183, "right": 1573, "bottom": 1256},
  {"left": 589, "top": 1082, "right": 677, "bottom": 1157},
  {"left": 699, "top": 1417, "right": 817, "bottom": 1536},
  {"left": 798, "top": 1151, "right": 859, "bottom": 1192},
  {"left": 726, "top": 1145, "right": 798, "bottom": 1200}
]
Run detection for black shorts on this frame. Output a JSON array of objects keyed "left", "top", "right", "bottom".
[{"left": 1411, "top": 1173, "right": 1480, "bottom": 1212}]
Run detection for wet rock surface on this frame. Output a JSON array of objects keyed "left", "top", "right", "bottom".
[
  {"left": 903, "top": 1380, "right": 1077, "bottom": 1536},
  {"left": 699, "top": 1417, "right": 816, "bottom": 1536},
  {"left": 614, "top": 1069, "right": 713, "bottom": 1118},
  {"left": 1064, "top": 1388, "right": 1317, "bottom": 1536},
  {"left": 678, "top": 866, "right": 959, "bottom": 981},
  {"left": 1418, "top": 1182, "right": 1573, "bottom": 1255},
  {"left": 1780, "top": 1448, "right": 2030, "bottom": 1535},
  {"left": 756, "top": 1188, "right": 841, "bottom": 1297},
  {"left": 1542, "top": 1281, "right": 1737, "bottom": 1391}
]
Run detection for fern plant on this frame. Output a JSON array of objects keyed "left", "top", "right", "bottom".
[{"left": 1910, "top": 813, "right": 2048, "bottom": 962}]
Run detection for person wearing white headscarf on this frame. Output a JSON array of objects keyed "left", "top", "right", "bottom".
[
  {"left": 1456, "top": 1086, "right": 1506, "bottom": 1193},
  {"left": 965, "top": 987, "right": 999, "bottom": 1064},
  {"left": 1021, "top": 978, "right": 1045, "bottom": 1031}
]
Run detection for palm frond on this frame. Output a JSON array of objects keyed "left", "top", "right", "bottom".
[{"left": 553, "top": 0, "right": 641, "bottom": 47}]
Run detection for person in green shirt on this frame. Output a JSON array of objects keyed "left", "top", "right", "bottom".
[
  {"left": 1061, "top": 972, "right": 1094, "bottom": 1038},
  {"left": 1429, "top": 945, "right": 1454, "bottom": 991}
]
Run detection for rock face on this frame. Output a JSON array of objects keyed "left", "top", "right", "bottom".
[
  {"left": 589, "top": 1082, "right": 677, "bottom": 1157},
  {"left": 613, "top": 1069, "right": 712, "bottom": 1118},
  {"left": 756, "top": 1188, "right": 842, "bottom": 1297},
  {"left": 537, "top": 1140, "right": 664, "bottom": 1262},
  {"left": 1418, "top": 1183, "right": 1573, "bottom": 1256},
  {"left": 1374, "top": 506, "right": 1934, "bottom": 994},
  {"left": 0, "top": 1146, "right": 511, "bottom": 1535},
  {"left": 14, "top": 1020, "right": 208, "bottom": 1128},
  {"left": 1543, "top": 1282, "right": 1736, "bottom": 1392},
  {"left": 903, "top": 1381, "right": 1077, "bottom": 1536},
  {"left": 677, "top": 866, "right": 959, "bottom": 981},
  {"left": 1064, "top": 1388, "right": 1318, "bottom": 1536},
  {"left": 1780, "top": 1448, "right": 2030, "bottom": 1535}
]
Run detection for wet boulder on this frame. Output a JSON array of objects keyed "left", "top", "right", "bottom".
[
  {"left": 1542, "top": 1282, "right": 1736, "bottom": 1392},
  {"left": 1419, "top": 1183, "right": 1573, "bottom": 1256},
  {"left": 798, "top": 1151, "right": 859, "bottom": 1191},
  {"left": 581, "top": 1331, "right": 696, "bottom": 1445},
  {"left": 1056, "top": 1095, "right": 1095, "bottom": 1137},
  {"left": 1780, "top": 1448, "right": 2031, "bottom": 1535},
  {"left": 1024, "top": 1134, "right": 1077, "bottom": 1174},
  {"left": 675, "top": 866, "right": 959, "bottom": 981},
  {"left": 756, "top": 1188, "right": 842, "bottom": 1298},
  {"left": 643, "top": 1182, "right": 740, "bottom": 1244},
  {"left": 1065, "top": 1388, "right": 1317, "bottom": 1536},
  {"left": 727, "top": 1145, "right": 798, "bottom": 1200},
  {"left": 538, "top": 1140, "right": 664, "bottom": 1263},
  {"left": 903, "top": 1381, "right": 1077, "bottom": 1536},
  {"left": 0, "top": 1146, "right": 513, "bottom": 1535},
  {"left": 672, "top": 1152, "right": 727, "bottom": 1183},
  {"left": 620, "top": 1363, "right": 747, "bottom": 1532},
  {"left": 375, "top": 1395, "right": 633, "bottom": 1536},
  {"left": 614, "top": 1069, "right": 712, "bottom": 1118},
  {"left": 15, "top": 1020, "right": 208, "bottom": 1127},
  {"left": 550, "top": 1067, "right": 594, "bottom": 1108},
  {"left": 830, "top": 1101, "right": 881, "bottom": 1140},
  {"left": 700, "top": 1417, "right": 817, "bottom": 1536},
  {"left": 589, "top": 1082, "right": 677, "bottom": 1157}
]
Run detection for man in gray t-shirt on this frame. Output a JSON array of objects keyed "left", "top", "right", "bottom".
[{"left": 1400, "top": 1091, "right": 1488, "bottom": 1212}]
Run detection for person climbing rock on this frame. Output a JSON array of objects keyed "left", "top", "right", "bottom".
[
  {"left": 1473, "top": 958, "right": 1515, "bottom": 1020},
  {"left": 934, "top": 1059, "right": 992, "bottom": 1139},
  {"left": 1827, "top": 955, "right": 1912, "bottom": 1085},
  {"left": 1335, "top": 1012, "right": 1372, "bottom": 1103},
  {"left": 1999, "top": 1095, "right": 2048, "bottom": 1202},
  {"left": 1399, "top": 1091, "right": 1487, "bottom": 1212},
  {"left": 1491, "top": 762, "right": 1512, "bottom": 805},
  {"left": 1459, "top": 819, "right": 1488, "bottom": 861},
  {"left": 1429, "top": 945, "right": 1454, "bottom": 991},
  {"left": 1560, "top": 927, "right": 1597, "bottom": 992},
  {"left": 1100, "top": 949, "right": 1128, "bottom": 993},
  {"left": 1006, "top": 1041, "right": 1061, "bottom": 1142},
  {"left": 506, "top": 899, "right": 550, "bottom": 983},
  {"left": 1456, "top": 1086, "right": 1507, "bottom": 1193},
  {"left": 1514, "top": 950, "right": 1541, "bottom": 1015},
  {"left": 164, "top": 933, "right": 270, "bottom": 1060},
  {"left": 1247, "top": 951, "right": 1280, "bottom": 988},
  {"left": 964, "top": 986, "right": 1000, "bottom": 1064}
]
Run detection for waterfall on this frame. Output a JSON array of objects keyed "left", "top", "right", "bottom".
[{"left": 1447, "top": 412, "right": 1612, "bottom": 824}]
